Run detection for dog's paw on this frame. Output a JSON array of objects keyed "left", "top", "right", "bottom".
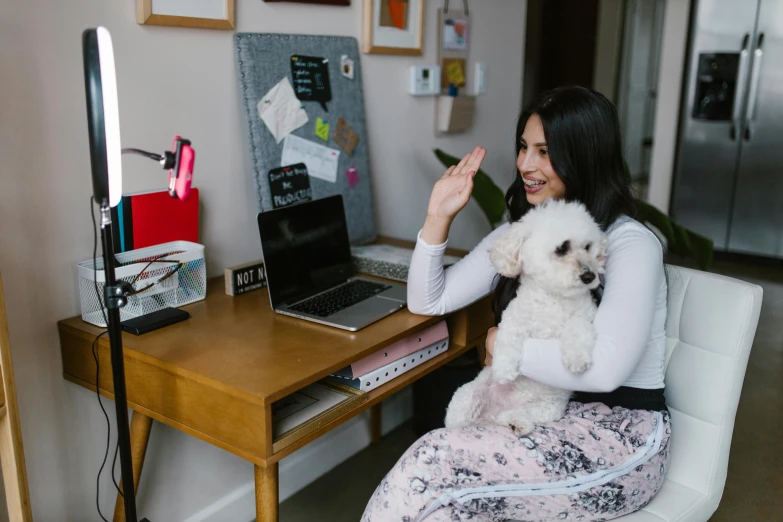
[{"left": 561, "top": 349, "right": 592, "bottom": 374}]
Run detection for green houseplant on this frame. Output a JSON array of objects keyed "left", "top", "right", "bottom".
[{"left": 433, "top": 149, "right": 714, "bottom": 270}]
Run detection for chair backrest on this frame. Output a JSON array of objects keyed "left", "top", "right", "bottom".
[{"left": 662, "top": 265, "right": 762, "bottom": 501}]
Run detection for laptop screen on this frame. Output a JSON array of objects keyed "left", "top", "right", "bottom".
[{"left": 258, "top": 195, "right": 354, "bottom": 309}]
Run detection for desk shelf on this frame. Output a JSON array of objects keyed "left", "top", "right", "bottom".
[{"left": 268, "top": 337, "right": 482, "bottom": 459}]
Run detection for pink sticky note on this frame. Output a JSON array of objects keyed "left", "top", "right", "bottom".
[{"left": 346, "top": 166, "right": 359, "bottom": 187}]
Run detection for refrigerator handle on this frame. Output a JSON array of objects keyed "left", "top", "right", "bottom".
[
  {"left": 731, "top": 33, "right": 751, "bottom": 141},
  {"left": 744, "top": 32, "right": 765, "bottom": 141}
]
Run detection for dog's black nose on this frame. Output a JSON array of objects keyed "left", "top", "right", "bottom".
[{"left": 580, "top": 271, "right": 596, "bottom": 284}]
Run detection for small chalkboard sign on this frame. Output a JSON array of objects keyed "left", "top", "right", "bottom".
[
  {"left": 290, "top": 55, "right": 332, "bottom": 111},
  {"left": 268, "top": 163, "right": 313, "bottom": 209}
]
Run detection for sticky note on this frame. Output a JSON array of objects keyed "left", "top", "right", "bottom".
[
  {"left": 315, "top": 118, "right": 330, "bottom": 141},
  {"left": 346, "top": 166, "right": 359, "bottom": 188},
  {"left": 333, "top": 118, "right": 360, "bottom": 157},
  {"left": 446, "top": 60, "right": 465, "bottom": 87}
]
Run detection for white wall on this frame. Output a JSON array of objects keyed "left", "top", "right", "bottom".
[
  {"left": 0, "top": 0, "right": 527, "bottom": 520},
  {"left": 647, "top": 0, "right": 692, "bottom": 211}
]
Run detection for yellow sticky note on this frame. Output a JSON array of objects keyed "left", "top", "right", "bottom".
[
  {"left": 446, "top": 60, "right": 465, "bottom": 86},
  {"left": 315, "top": 117, "right": 330, "bottom": 141}
]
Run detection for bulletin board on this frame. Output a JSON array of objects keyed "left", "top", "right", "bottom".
[{"left": 235, "top": 33, "right": 376, "bottom": 245}]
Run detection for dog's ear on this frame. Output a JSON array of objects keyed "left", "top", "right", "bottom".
[{"left": 489, "top": 222, "right": 529, "bottom": 277}]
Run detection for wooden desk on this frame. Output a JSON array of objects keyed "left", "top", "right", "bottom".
[{"left": 58, "top": 275, "right": 493, "bottom": 521}]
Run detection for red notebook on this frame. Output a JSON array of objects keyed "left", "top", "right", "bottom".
[{"left": 117, "top": 188, "right": 199, "bottom": 251}]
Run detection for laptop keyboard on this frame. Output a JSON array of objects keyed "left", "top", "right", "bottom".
[{"left": 289, "top": 280, "right": 392, "bottom": 318}]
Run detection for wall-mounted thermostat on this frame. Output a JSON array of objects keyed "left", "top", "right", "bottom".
[{"left": 409, "top": 66, "right": 441, "bottom": 96}]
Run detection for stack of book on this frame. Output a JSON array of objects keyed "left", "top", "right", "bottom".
[{"left": 328, "top": 321, "right": 449, "bottom": 392}]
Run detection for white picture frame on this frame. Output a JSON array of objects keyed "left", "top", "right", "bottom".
[
  {"left": 363, "top": 0, "right": 425, "bottom": 55},
  {"left": 137, "top": 0, "right": 235, "bottom": 30}
]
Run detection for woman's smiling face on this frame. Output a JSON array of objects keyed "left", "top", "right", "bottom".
[{"left": 517, "top": 113, "right": 566, "bottom": 205}]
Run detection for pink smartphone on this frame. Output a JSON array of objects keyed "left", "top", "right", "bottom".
[{"left": 168, "top": 136, "right": 194, "bottom": 201}]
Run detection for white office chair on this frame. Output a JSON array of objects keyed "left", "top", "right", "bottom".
[{"left": 620, "top": 265, "right": 763, "bottom": 522}]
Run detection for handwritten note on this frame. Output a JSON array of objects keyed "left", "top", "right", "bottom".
[
  {"left": 257, "top": 77, "right": 309, "bottom": 144},
  {"left": 315, "top": 117, "right": 330, "bottom": 141},
  {"left": 281, "top": 134, "right": 340, "bottom": 183},
  {"left": 268, "top": 163, "right": 313, "bottom": 209},
  {"left": 290, "top": 55, "right": 332, "bottom": 112}
]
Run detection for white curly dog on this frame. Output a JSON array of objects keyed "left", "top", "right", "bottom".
[{"left": 445, "top": 200, "right": 608, "bottom": 434}]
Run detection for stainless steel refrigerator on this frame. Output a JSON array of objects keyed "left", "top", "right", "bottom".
[{"left": 670, "top": 0, "right": 783, "bottom": 257}]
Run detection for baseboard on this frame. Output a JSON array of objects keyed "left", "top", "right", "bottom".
[{"left": 182, "top": 388, "right": 413, "bottom": 522}]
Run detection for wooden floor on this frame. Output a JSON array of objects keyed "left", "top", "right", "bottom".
[{"left": 278, "top": 258, "right": 783, "bottom": 522}]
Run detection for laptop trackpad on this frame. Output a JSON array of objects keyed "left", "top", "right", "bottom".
[{"left": 328, "top": 295, "right": 404, "bottom": 324}]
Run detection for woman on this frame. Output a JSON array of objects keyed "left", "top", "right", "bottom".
[{"left": 361, "top": 86, "right": 670, "bottom": 522}]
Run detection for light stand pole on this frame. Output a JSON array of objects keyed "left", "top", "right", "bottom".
[{"left": 98, "top": 204, "right": 141, "bottom": 522}]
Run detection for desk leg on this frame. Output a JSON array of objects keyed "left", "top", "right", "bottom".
[
  {"left": 255, "top": 463, "right": 278, "bottom": 522},
  {"left": 113, "top": 412, "right": 153, "bottom": 522},
  {"left": 370, "top": 403, "right": 382, "bottom": 444}
]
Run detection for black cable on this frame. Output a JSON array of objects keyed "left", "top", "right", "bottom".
[
  {"left": 121, "top": 147, "right": 164, "bottom": 162},
  {"left": 92, "top": 330, "right": 111, "bottom": 522},
  {"left": 90, "top": 197, "right": 124, "bottom": 522},
  {"left": 111, "top": 440, "right": 121, "bottom": 496}
]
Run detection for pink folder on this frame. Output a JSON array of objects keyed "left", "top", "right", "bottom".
[{"left": 346, "top": 320, "right": 449, "bottom": 378}]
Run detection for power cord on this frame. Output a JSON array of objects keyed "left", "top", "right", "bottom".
[
  {"left": 90, "top": 196, "right": 124, "bottom": 522},
  {"left": 121, "top": 148, "right": 163, "bottom": 162},
  {"left": 122, "top": 147, "right": 176, "bottom": 170}
]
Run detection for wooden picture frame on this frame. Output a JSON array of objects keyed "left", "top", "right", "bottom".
[
  {"left": 264, "top": 0, "right": 350, "bottom": 5},
  {"left": 363, "top": 0, "right": 425, "bottom": 55},
  {"left": 136, "top": 0, "right": 235, "bottom": 30}
]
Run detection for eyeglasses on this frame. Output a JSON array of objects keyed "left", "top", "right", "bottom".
[{"left": 125, "top": 253, "right": 183, "bottom": 297}]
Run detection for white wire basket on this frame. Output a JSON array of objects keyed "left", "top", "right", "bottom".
[{"left": 77, "top": 241, "right": 207, "bottom": 327}]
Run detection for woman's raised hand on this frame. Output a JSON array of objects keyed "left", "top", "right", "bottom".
[
  {"left": 427, "top": 146, "right": 486, "bottom": 220},
  {"left": 420, "top": 146, "right": 486, "bottom": 245}
]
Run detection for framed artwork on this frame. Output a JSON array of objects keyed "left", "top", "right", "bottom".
[
  {"left": 363, "top": 0, "right": 425, "bottom": 55},
  {"left": 264, "top": 0, "right": 350, "bottom": 4},
  {"left": 136, "top": 0, "right": 235, "bottom": 30}
]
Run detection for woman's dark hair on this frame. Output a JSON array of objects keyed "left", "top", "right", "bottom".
[{"left": 492, "top": 85, "right": 638, "bottom": 324}]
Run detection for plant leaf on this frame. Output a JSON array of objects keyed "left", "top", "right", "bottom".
[
  {"left": 433, "top": 149, "right": 506, "bottom": 227},
  {"left": 634, "top": 199, "right": 714, "bottom": 270}
]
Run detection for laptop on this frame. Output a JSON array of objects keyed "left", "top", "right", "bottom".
[{"left": 257, "top": 195, "right": 407, "bottom": 331}]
